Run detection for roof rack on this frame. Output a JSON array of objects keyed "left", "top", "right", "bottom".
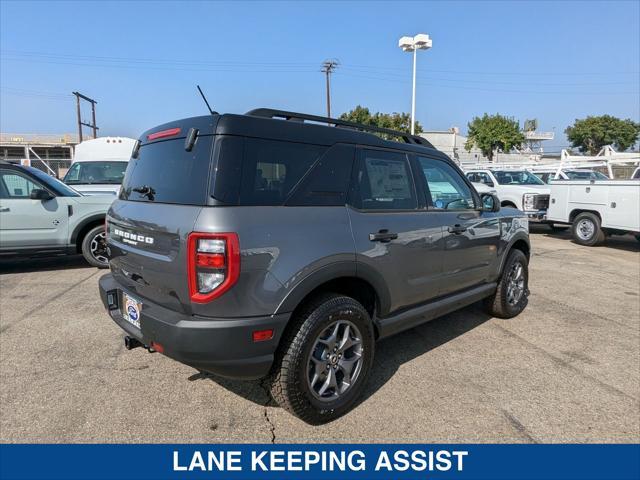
[{"left": 246, "top": 108, "right": 434, "bottom": 148}]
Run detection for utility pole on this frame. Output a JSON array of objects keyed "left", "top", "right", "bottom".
[
  {"left": 72, "top": 91, "right": 99, "bottom": 142},
  {"left": 321, "top": 59, "right": 339, "bottom": 118}
]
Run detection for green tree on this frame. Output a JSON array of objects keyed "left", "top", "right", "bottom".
[
  {"left": 464, "top": 113, "right": 525, "bottom": 162},
  {"left": 565, "top": 115, "right": 640, "bottom": 155},
  {"left": 339, "top": 105, "right": 423, "bottom": 138}
]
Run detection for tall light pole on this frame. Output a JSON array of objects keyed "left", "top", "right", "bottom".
[{"left": 398, "top": 34, "right": 432, "bottom": 134}]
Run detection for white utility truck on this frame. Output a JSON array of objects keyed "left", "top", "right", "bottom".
[
  {"left": 547, "top": 180, "right": 640, "bottom": 246},
  {"left": 62, "top": 137, "right": 136, "bottom": 195}
]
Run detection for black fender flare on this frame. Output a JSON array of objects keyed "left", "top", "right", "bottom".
[
  {"left": 273, "top": 261, "right": 391, "bottom": 317},
  {"left": 498, "top": 231, "right": 530, "bottom": 276},
  {"left": 70, "top": 214, "right": 105, "bottom": 245}
]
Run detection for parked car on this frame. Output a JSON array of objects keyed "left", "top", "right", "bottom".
[
  {"left": 62, "top": 137, "right": 136, "bottom": 196},
  {"left": 0, "top": 162, "right": 113, "bottom": 267},
  {"left": 533, "top": 168, "right": 610, "bottom": 184},
  {"left": 98, "top": 109, "right": 530, "bottom": 424},
  {"left": 465, "top": 169, "right": 551, "bottom": 222},
  {"left": 546, "top": 179, "right": 640, "bottom": 245}
]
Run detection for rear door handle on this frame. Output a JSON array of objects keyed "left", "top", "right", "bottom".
[
  {"left": 448, "top": 224, "right": 467, "bottom": 234},
  {"left": 369, "top": 230, "right": 398, "bottom": 242},
  {"left": 0, "top": 207, "right": 10, "bottom": 212}
]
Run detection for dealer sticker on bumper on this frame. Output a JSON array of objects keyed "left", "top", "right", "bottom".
[{"left": 122, "top": 292, "right": 142, "bottom": 329}]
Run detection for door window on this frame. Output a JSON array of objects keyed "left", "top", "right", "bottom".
[
  {"left": 0, "top": 170, "right": 43, "bottom": 199},
  {"left": 418, "top": 157, "right": 476, "bottom": 210},
  {"left": 351, "top": 149, "right": 417, "bottom": 210}
]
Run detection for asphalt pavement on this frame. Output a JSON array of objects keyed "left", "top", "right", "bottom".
[{"left": 1, "top": 227, "right": 638, "bottom": 443}]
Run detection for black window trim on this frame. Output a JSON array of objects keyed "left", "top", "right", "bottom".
[
  {"left": 347, "top": 145, "right": 424, "bottom": 213},
  {"left": 413, "top": 154, "right": 482, "bottom": 212}
]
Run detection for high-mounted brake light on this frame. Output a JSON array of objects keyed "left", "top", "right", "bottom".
[
  {"left": 147, "top": 127, "right": 181, "bottom": 141},
  {"left": 188, "top": 232, "right": 240, "bottom": 303}
]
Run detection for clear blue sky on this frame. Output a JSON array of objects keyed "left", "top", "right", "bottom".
[{"left": 1, "top": 0, "right": 639, "bottom": 151}]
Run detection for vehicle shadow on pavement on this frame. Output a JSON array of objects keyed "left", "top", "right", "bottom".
[
  {"left": 0, "top": 255, "right": 92, "bottom": 274},
  {"left": 203, "top": 302, "right": 492, "bottom": 410}
]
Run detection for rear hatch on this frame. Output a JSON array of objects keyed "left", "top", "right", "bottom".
[{"left": 107, "top": 116, "right": 217, "bottom": 314}]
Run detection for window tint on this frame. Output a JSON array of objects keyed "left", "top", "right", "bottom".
[
  {"left": 418, "top": 157, "right": 476, "bottom": 210},
  {"left": 352, "top": 149, "right": 417, "bottom": 210},
  {"left": 0, "top": 170, "right": 42, "bottom": 198},
  {"left": 239, "top": 139, "right": 326, "bottom": 206},
  {"left": 286, "top": 144, "right": 354, "bottom": 206},
  {"left": 120, "top": 136, "right": 213, "bottom": 205}
]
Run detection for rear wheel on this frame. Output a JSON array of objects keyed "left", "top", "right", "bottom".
[
  {"left": 269, "top": 294, "right": 375, "bottom": 424},
  {"left": 81, "top": 225, "right": 109, "bottom": 268},
  {"left": 485, "top": 249, "right": 529, "bottom": 319},
  {"left": 572, "top": 212, "right": 605, "bottom": 246}
]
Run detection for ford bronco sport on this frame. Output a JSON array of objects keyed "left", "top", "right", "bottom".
[
  {"left": 99, "top": 109, "right": 530, "bottom": 424},
  {"left": 0, "top": 162, "right": 112, "bottom": 267}
]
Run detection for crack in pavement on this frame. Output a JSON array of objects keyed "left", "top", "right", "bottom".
[{"left": 259, "top": 378, "right": 276, "bottom": 443}]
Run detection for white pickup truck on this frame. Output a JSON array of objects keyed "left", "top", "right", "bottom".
[
  {"left": 546, "top": 180, "right": 640, "bottom": 245},
  {"left": 465, "top": 168, "right": 551, "bottom": 221}
]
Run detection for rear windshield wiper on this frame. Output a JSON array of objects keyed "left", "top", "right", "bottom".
[{"left": 132, "top": 185, "right": 156, "bottom": 201}]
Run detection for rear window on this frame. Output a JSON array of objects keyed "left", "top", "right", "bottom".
[
  {"left": 120, "top": 136, "right": 213, "bottom": 205},
  {"left": 238, "top": 138, "right": 326, "bottom": 206}
]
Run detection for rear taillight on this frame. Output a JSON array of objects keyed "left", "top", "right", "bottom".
[{"left": 187, "top": 232, "right": 240, "bottom": 303}]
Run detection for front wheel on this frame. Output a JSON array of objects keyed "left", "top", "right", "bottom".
[
  {"left": 572, "top": 212, "right": 605, "bottom": 246},
  {"left": 81, "top": 225, "right": 109, "bottom": 268},
  {"left": 485, "top": 249, "right": 529, "bottom": 319},
  {"left": 269, "top": 294, "right": 375, "bottom": 424}
]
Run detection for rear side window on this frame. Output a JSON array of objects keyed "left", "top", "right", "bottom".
[
  {"left": 286, "top": 144, "right": 355, "bottom": 207},
  {"left": 350, "top": 149, "right": 417, "bottom": 210},
  {"left": 120, "top": 136, "right": 213, "bottom": 205},
  {"left": 238, "top": 139, "right": 326, "bottom": 206}
]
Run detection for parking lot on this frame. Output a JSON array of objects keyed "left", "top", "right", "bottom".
[{"left": 1, "top": 227, "right": 638, "bottom": 444}]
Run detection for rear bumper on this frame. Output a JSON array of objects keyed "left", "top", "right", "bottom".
[{"left": 98, "top": 274, "right": 289, "bottom": 379}]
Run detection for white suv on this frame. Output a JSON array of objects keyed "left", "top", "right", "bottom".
[{"left": 465, "top": 169, "right": 550, "bottom": 221}]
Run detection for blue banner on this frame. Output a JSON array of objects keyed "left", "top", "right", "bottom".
[{"left": 1, "top": 444, "right": 638, "bottom": 480}]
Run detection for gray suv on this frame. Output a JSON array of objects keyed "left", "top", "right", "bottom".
[{"left": 99, "top": 109, "right": 530, "bottom": 423}]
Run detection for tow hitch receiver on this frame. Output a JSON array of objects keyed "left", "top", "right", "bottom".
[{"left": 124, "top": 336, "right": 143, "bottom": 350}]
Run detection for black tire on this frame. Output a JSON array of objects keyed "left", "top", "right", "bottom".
[
  {"left": 572, "top": 212, "right": 605, "bottom": 246},
  {"left": 269, "top": 293, "right": 375, "bottom": 425},
  {"left": 635, "top": 234, "right": 640, "bottom": 243},
  {"left": 81, "top": 225, "right": 109, "bottom": 268},
  {"left": 485, "top": 249, "right": 529, "bottom": 319}
]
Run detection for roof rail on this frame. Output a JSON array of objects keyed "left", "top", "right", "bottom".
[{"left": 245, "top": 108, "right": 434, "bottom": 148}]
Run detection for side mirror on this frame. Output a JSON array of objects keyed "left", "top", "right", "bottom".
[
  {"left": 30, "top": 188, "right": 53, "bottom": 201},
  {"left": 480, "top": 192, "right": 500, "bottom": 212}
]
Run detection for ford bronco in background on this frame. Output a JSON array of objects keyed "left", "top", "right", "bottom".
[
  {"left": 0, "top": 162, "right": 112, "bottom": 267},
  {"left": 99, "top": 109, "right": 531, "bottom": 424}
]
